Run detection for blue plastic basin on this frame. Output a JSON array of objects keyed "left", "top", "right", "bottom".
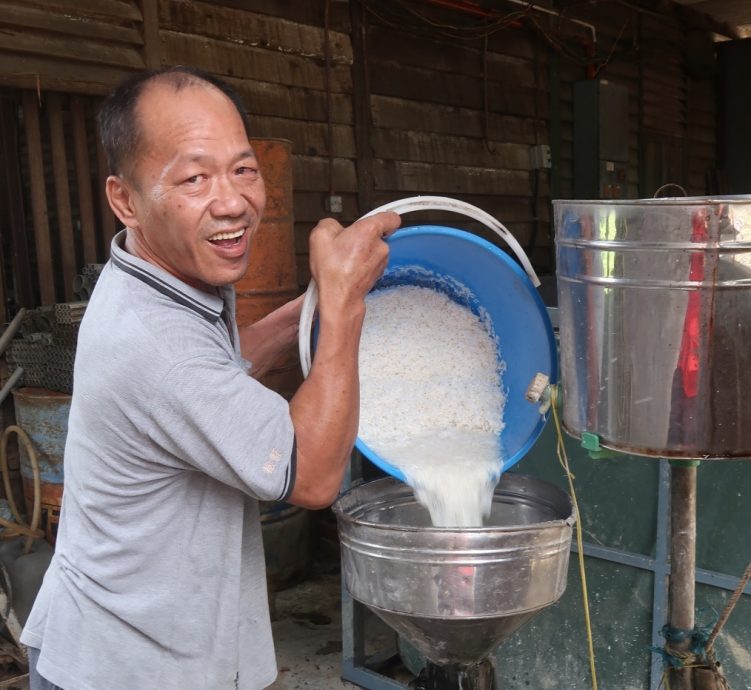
[{"left": 356, "top": 225, "right": 557, "bottom": 481}]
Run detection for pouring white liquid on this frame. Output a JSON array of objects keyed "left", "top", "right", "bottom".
[{"left": 359, "top": 284, "right": 505, "bottom": 527}]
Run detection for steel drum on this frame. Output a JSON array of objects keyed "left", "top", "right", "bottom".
[{"left": 555, "top": 197, "right": 751, "bottom": 459}]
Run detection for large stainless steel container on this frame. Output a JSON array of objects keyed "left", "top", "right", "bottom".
[
  {"left": 333, "top": 475, "right": 574, "bottom": 667},
  {"left": 555, "top": 197, "right": 751, "bottom": 458}
]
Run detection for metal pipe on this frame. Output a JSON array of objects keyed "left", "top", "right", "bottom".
[
  {"left": 0, "top": 367, "right": 24, "bottom": 407},
  {"left": 421, "top": 0, "right": 597, "bottom": 44},
  {"left": 503, "top": 0, "right": 597, "bottom": 45},
  {"left": 0, "top": 308, "right": 26, "bottom": 358},
  {"left": 668, "top": 464, "right": 697, "bottom": 690}
]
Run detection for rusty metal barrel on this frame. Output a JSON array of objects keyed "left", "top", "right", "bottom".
[
  {"left": 239, "top": 139, "right": 310, "bottom": 590},
  {"left": 236, "top": 138, "right": 302, "bottom": 401},
  {"left": 12, "top": 387, "right": 71, "bottom": 543}
]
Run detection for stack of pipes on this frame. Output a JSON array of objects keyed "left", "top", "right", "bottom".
[
  {"left": 5, "top": 301, "right": 88, "bottom": 394},
  {"left": 2, "top": 263, "right": 104, "bottom": 395},
  {"left": 72, "top": 264, "right": 104, "bottom": 301}
]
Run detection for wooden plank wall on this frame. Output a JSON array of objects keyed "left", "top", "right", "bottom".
[
  {"left": 361, "top": 5, "right": 553, "bottom": 269},
  {"left": 0, "top": 0, "right": 147, "bottom": 94},
  {"left": 0, "top": 91, "right": 114, "bottom": 307},
  {"left": 0, "top": 0, "right": 720, "bottom": 309},
  {"left": 0, "top": 0, "right": 146, "bottom": 309}
]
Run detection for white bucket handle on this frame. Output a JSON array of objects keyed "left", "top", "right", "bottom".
[{"left": 299, "top": 195, "right": 540, "bottom": 376}]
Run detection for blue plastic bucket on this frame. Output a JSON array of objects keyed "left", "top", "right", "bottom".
[{"left": 355, "top": 225, "right": 557, "bottom": 481}]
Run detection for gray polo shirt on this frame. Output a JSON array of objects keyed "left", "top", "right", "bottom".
[{"left": 21, "top": 231, "right": 296, "bottom": 690}]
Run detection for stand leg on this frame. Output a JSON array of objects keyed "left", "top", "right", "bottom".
[
  {"left": 415, "top": 660, "right": 495, "bottom": 690},
  {"left": 668, "top": 464, "right": 697, "bottom": 690}
]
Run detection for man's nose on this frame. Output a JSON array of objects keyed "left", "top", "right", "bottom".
[{"left": 210, "top": 175, "right": 246, "bottom": 217}]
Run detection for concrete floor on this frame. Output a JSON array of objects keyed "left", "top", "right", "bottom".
[
  {"left": 268, "top": 566, "right": 413, "bottom": 690},
  {"left": 1, "top": 516, "right": 410, "bottom": 690},
  {"left": 268, "top": 570, "right": 361, "bottom": 690},
  {"left": 3, "top": 569, "right": 403, "bottom": 690}
]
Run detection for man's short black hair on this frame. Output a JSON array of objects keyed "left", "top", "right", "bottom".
[{"left": 97, "top": 65, "right": 252, "bottom": 177}]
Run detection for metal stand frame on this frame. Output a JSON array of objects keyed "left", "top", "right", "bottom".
[{"left": 667, "top": 464, "right": 698, "bottom": 690}]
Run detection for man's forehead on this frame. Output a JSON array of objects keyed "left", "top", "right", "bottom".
[{"left": 135, "top": 84, "right": 246, "bottom": 146}]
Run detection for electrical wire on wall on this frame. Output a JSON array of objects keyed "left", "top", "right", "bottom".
[
  {"left": 357, "top": 0, "right": 534, "bottom": 43},
  {"left": 356, "top": 0, "right": 642, "bottom": 78}
]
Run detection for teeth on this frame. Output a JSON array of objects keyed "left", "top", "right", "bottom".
[{"left": 209, "top": 228, "right": 246, "bottom": 241}]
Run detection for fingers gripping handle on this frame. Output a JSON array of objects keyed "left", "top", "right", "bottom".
[
  {"left": 298, "top": 196, "right": 540, "bottom": 376},
  {"left": 360, "top": 196, "right": 540, "bottom": 287}
]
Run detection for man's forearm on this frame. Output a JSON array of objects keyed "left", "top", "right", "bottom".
[{"left": 287, "top": 305, "right": 364, "bottom": 509}]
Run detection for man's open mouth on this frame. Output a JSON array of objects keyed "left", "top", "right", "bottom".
[{"left": 208, "top": 228, "right": 246, "bottom": 246}]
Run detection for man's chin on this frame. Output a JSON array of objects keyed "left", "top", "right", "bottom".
[{"left": 206, "top": 263, "right": 250, "bottom": 290}]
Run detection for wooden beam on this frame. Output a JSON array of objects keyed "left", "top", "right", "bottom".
[
  {"left": 0, "top": 28, "right": 144, "bottom": 70},
  {"left": 70, "top": 96, "right": 99, "bottom": 265},
  {"left": 245, "top": 116, "right": 356, "bottom": 158},
  {"left": 1, "top": 4, "right": 143, "bottom": 45},
  {"left": 0, "top": 53, "right": 133, "bottom": 95},
  {"left": 0, "top": 216, "right": 7, "bottom": 320},
  {"left": 371, "top": 94, "right": 539, "bottom": 143},
  {"left": 349, "top": 0, "right": 374, "bottom": 215},
  {"left": 161, "top": 32, "right": 352, "bottom": 93},
  {"left": 159, "top": 0, "right": 352, "bottom": 64},
  {"left": 372, "top": 159, "right": 533, "bottom": 196},
  {"left": 370, "top": 129, "right": 532, "bottom": 170},
  {"left": 48, "top": 93, "right": 78, "bottom": 301},
  {"left": 95, "top": 134, "right": 117, "bottom": 250},
  {"left": 0, "top": 96, "right": 34, "bottom": 309},
  {"left": 139, "top": 0, "right": 160, "bottom": 69},
  {"left": 22, "top": 90, "right": 55, "bottom": 305},
  {"left": 19, "top": 0, "right": 142, "bottom": 22}
]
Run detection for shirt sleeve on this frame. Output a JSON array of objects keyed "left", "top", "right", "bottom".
[{"left": 148, "top": 351, "right": 296, "bottom": 501}]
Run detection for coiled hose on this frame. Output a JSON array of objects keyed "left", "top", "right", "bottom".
[{"left": 0, "top": 426, "right": 43, "bottom": 554}]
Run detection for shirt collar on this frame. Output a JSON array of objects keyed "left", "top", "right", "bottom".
[{"left": 109, "top": 230, "right": 225, "bottom": 323}]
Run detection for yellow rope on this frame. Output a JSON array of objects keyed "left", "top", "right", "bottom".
[{"left": 550, "top": 385, "right": 599, "bottom": 690}]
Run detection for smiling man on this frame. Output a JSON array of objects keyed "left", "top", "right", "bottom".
[{"left": 20, "top": 66, "right": 400, "bottom": 690}]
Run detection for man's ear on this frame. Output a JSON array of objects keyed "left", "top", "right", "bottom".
[{"left": 106, "top": 175, "right": 140, "bottom": 230}]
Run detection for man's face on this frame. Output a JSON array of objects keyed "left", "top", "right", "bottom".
[{"left": 117, "top": 82, "right": 266, "bottom": 290}]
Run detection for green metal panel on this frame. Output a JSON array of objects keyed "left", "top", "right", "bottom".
[
  {"left": 696, "top": 460, "right": 751, "bottom": 576},
  {"left": 514, "top": 419, "right": 659, "bottom": 557},
  {"left": 504, "top": 412, "right": 751, "bottom": 689},
  {"left": 497, "top": 560, "right": 653, "bottom": 690}
]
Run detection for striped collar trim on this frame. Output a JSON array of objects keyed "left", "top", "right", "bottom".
[{"left": 110, "top": 230, "right": 224, "bottom": 323}]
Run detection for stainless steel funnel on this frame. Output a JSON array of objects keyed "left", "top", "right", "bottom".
[{"left": 333, "top": 474, "right": 574, "bottom": 669}]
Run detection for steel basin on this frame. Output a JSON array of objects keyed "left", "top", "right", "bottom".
[
  {"left": 555, "top": 196, "right": 751, "bottom": 459},
  {"left": 333, "top": 474, "right": 574, "bottom": 667}
]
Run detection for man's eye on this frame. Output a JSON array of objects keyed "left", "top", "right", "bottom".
[
  {"left": 184, "top": 174, "right": 204, "bottom": 184},
  {"left": 236, "top": 166, "right": 259, "bottom": 177}
]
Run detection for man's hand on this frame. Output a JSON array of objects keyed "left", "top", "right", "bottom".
[
  {"left": 309, "top": 212, "right": 401, "bottom": 316},
  {"left": 239, "top": 294, "right": 305, "bottom": 379}
]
